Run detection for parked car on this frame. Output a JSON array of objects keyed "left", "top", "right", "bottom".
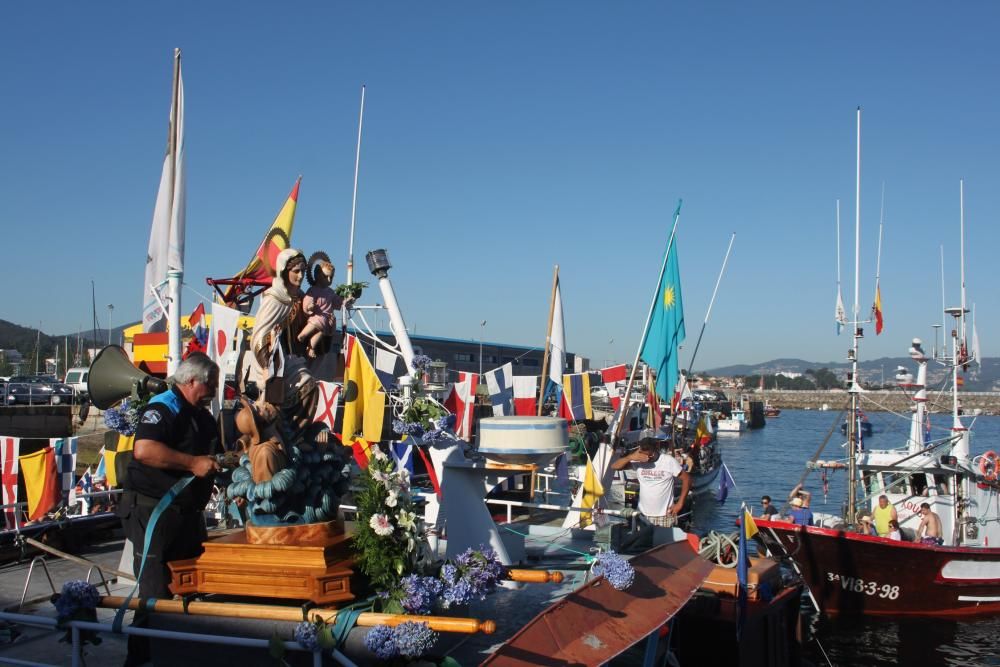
[
  {"left": 63, "top": 367, "right": 91, "bottom": 399},
  {"left": 4, "top": 375, "right": 75, "bottom": 405}
]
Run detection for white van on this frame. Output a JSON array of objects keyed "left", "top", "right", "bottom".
[{"left": 63, "top": 367, "right": 90, "bottom": 398}]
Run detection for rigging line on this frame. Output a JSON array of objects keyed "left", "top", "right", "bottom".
[{"left": 795, "top": 403, "right": 850, "bottom": 488}]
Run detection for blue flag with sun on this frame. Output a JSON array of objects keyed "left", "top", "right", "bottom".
[{"left": 640, "top": 205, "right": 686, "bottom": 401}]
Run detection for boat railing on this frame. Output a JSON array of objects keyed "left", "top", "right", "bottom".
[
  {"left": 0, "top": 609, "right": 355, "bottom": 667},
  {"left": 0, "top": 489, "right": 123, "bottom": 534}
]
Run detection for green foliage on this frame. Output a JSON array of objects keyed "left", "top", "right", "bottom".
[
  {"left": 401, "top": 396, "right": 447, "bottom": 430},
  {"left": 333, "top": 281, "right": 369, "bottom": 298},
  {"left": 351, "top": 448, "right": 423, "bottom": 593}
]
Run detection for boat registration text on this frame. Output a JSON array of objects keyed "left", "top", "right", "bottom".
[{"left": 826, "top": 572, "right": 900, "bottom": 599}]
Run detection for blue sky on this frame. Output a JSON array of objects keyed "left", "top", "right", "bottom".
[{"left": 1, "top": 2, "right": 997, "bottom": 370}]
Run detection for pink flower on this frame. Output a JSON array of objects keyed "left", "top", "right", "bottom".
[{"left": 369, "top": 513, "right": 394, "bottom": 537}]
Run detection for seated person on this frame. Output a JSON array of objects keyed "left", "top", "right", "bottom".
[
  {"left": 916, "top": 503, "right": 944, "bottom": 546},
  {"left": 789, "top": 482, "right": 812, "bottom": 508},
  {"left": 760, "top": 495, "right": 778, "bottom": 518},
  {"left": 887, "top": 519, "right": 902, "bottom": 541},
  {"left": 858, "top": 513, "right": 875, "bottom": 535},
  {"left": 787, "top": 496, "right": 814, "bottom": 526}
]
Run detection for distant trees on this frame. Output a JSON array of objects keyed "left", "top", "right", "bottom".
[
  {"left": 739, "top": 369, "right": 843, "bottom": 390},
  {"left": 805, "top": 368, "right": 841, "bottom": 389}
]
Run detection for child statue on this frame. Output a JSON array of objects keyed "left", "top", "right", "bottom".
[{"left": 297, "top": 252, "right": 346, "bottom": 359}]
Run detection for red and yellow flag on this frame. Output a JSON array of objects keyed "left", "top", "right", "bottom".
[
  {"left": 339, "top": 335, "right": 387, "bottom": 468},
  {"left": 873, "top": 283, "right": 884, "bottom": 335},
  {"left": 20, "top": 447, "right": 60, "bottom": 521},
  {"left": 221, "top": 177, "right": 301, "bottom": 304}
]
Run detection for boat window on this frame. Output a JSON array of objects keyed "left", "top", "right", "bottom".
[
  {"left": 910, "top": 474, "right": 929, "bottom": 496},
  {"left": 521, "top": 359, "right": 539, "bottom": 367},
  {"left": 883, "top": 471, "right": 908, "bottom": 495},
  {"left": 862, "top": 471, "right": 877, "bottom": 497},
  {"left": 454, "top": 353, "right": 474, "bottom": 362},
  {"left": 933, "top": 474, "right": 950, "bottom": 495}
]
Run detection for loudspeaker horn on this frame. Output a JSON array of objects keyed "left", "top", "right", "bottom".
[{"left": 88, "top": 345, "right": 169, "bottom": 410}]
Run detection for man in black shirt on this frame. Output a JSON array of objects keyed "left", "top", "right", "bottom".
[{"left": 118, "top": 353, "right": 221, "bottom": 666}]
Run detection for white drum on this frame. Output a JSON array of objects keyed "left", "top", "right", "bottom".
[{"left": 477, "top": 416, "right": 569, "bottom": 466}]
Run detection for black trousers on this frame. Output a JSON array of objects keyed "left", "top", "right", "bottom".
[{"left": 118, "top": 490, "right": 207, "bottom": 665}]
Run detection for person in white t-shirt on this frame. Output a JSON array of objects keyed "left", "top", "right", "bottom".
[{"left": 611, "top": 437, "right": 691, "bottom": 527}]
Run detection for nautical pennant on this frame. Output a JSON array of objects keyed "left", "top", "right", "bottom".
[
  {"left": 52, "top": 437, "right": 78, "bottom": 506},
  {"left": 484, "top": 363, "right": 514, "bottom": 416},
  {"left": 444, "top": 371, "right": 478, "bottom": 440},
  {"left": 391, "top": 440, "right": 414, "bottom": 475},
  {"left": 600, "top": 364, "right": 627, "bottom": 412},
  {"left": 209, "top": 302, "right": 241, "bottom": 410},
  {"left": 512, "top": 376, "right": 538, "bottom": 416},
  {"left": 560, "top": 373, "right": 593, "bottom": 421},
  {"left": 313, "top": 381, "right": 341, "bottom": 431},
  {"left": 340, "top": 335, "right": 387, "bottom": 468},
  {"left": 20, "top": 447, "right": 60, "bottom": 521},
  {"left": 184, "top": 302, "right": 208, "bottom": 357},
  {"left": 1, "top": 437, "right": 20, "bottom": 530}
]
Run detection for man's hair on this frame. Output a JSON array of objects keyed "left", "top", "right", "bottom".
[
  {"left": 920, "top": 502, "right": 931, "bottom": 510},
  {"left": 879, "top": 494, "right": 888, "bottom": 501},
  {"left": 638, "top": 437, "right": 662, "bottom": 453},
  {"left": 761, "top": 495, "right": 772, "bottom": 502},
  {"left": 174, "top": 352, "right": 219, "bottom": 385}
]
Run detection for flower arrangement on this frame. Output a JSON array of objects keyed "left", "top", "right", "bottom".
[
  {"left": 438, "top": 546, "right": 506, "bottom": 608},
  {"left": 364, "top": 621, "right": 438, "bottom": 661},
  {"left": 352, "top": 446, "right": 423, "bottom": 592},
  {"left": 590, "top": 550, "right": 635, "bottom": 591},
  {"left": 51, "top": 580, "right": 101, "bottom": 645},
  {"left": 102, "top": 397, "right": 148, "bottom": 436},
  {"left": 334, "top": 281, "right": 369, "bottom": 299}
]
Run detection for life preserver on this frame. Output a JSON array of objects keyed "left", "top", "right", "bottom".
[{"left": 980, "top": 451, "right": 999, "bottom": 481}]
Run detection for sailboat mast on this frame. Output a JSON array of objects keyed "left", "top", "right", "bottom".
[
  {"left": 960, "top": 179, "right": 966, "bottom": 345},
  {"left": 165, "top": 48, "right": 184, "bottom": 376},
  {"left": 847, "top": 106, "right": 862, "bottom": 523}
]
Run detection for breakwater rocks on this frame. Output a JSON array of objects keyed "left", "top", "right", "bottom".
[{"left": 758, "top": 390, "right": 1000, "bottom": 415}]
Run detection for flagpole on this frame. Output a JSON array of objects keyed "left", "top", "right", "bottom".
[
  {"left": 538, "top": 265, "right": 559, "bottom": 416},
  {"left": 166, "top": 48, "right": 183, "bottom": 376},
  {"left": 611, "top": 201, "right": 682, "bottom": 445}
]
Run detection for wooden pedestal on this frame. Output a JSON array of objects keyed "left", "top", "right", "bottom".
[{"left": 169, "top": 522, "right": 358, "bottom": 605}]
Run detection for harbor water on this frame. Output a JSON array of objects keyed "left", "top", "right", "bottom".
[{"left": 692, "top": 408, "right": 1000, "bottom": 667}]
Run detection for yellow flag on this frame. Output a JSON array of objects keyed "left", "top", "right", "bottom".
[
  {"left": 105, "top": 434, "right": 135, "bottom": 488},
  {"left": 744, "top": 508, "right": 759, "bottom": 539},
  {"left": 340, "top": 335, "right": 386, "bottom": 447},
  {"left": 579, "top": 453, "right": 605, "bottom": 528},
  {"left": 20, "top": 447, "right": 60, "bottom": 520}
]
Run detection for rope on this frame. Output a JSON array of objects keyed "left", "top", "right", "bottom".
[
  {"left": 499, "top": 524, "right": 595, "bottom": 562},
  {"left": 698, "top": 530, "right": 738, "bottom": 568},
  {"left": 112, "top": 476, "right": 195, "bottom": 633}
]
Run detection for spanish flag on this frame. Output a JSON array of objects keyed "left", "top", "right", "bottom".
[
  {"left": 20, "top": 447, "right": 60, "bottom": 521},
  {"left": 873, "top": 282, "right": 884, "bottom": 335},
  {"left": 340, "top": 335, "right": 386, "bottom": 468},
  {"left": 221, "top": 177, "right": 301, "bottom": 305}
]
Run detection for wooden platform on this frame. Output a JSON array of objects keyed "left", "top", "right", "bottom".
[{"left": 169, "top": 523, "right": 358, "bottom": 605}]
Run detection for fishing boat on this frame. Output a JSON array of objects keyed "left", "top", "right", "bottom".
[
  {"left": 764, "top": 400, "right": 781, "bottom": 418},
  {"left": 717, "top": 406, "right": 748, "bottom": 433},
  {"left": 756, "top": 115, "right": 1000, "bottom": 617}
]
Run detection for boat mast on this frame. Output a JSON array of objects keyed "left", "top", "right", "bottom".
[
  {"left": 847, "top": 107, "right": 862, "bottom": 523},
  {"left": 949, "top": 181, "right": 970, "bottom": 460},
  {"left": 346, "top": 84, "right": 366, "bottom": 286},
  {"left": 166, "top": 48, "right": 184, "bottom": 376}
]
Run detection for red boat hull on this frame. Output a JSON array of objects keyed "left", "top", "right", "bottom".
[{"left": 757, "top": 519, "right": 1000, "bottom": 616}]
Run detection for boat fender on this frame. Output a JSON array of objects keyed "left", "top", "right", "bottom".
[{"left": 980, "top": 451, "right": 999, "bottom": 481}]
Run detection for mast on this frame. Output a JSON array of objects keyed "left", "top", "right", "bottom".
[
  {"left": 346, "top": 85, "right": 366, "bottom": 286},
  {"left": 165, "top": 48, "right": 184, "bottom": 376},
  {"left": 537, "top": 266, "right": 560, "bottom": 416},
  {"left": 949, "top": 181, "right": 971, "bottom": 459},
  {"left": 847, "top": 107, "right": 862, "bottom": 523}
]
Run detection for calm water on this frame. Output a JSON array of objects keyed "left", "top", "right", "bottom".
[{"left": 690, "top": 408, "right": 1000, "bottom": 667}]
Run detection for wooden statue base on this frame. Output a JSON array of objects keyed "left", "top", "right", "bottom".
[{"left": 169, "top": 521, "right": 358, "bottom": 605}]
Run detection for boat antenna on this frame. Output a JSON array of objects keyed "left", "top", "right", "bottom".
[
  {"left": 959, "top": 179, "right": 968, "bottom": 351},
  {"left": 346, "top": 84, "right": 366, "bottom": 287},
  {"left": 612, "top": 200, "right": 682, "bottom": 445},
  {"left": 91, "top": 279, "right": 99, "bottom": 352},
  {"left": 847, "top": 106, "right": 862, "bottom": 523},
  {"left": 670, "top": 232, "right": 736, "bottom": 435},
  {"left": 537, "top": 265, "right": 560, "bottom": 416}
]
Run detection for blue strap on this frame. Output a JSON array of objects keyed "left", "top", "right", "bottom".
[
  {"left": 113, "top": 475, "right": 195, "bottom": 633},
  {"left": 330, "top": 598, "right": 374, "bottom": 647}
]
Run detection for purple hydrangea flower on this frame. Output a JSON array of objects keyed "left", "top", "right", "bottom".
[
  {"left": 392, "top": 419, "right": 425, "bottom": 438},
  {"left": 591, "top": 550, "right": 635, "bottom": 591},
  {"left": 53, "top": 580, "right": 100, "bottom": 619},
  {"left": 411, "top": 355, "right": 433, "bottom": 372},
  {"left": 364, "top": 624, "right": 398, "bottom": 660},
  {"left": 292, "top": 621, "right": 319, "bottom": 651},
  {"left": 400, "top": 575, "right": 444, "bottom": 615},
  {"left": 439, "top": 546, "right": 505, "bottom": 606},
  {"left": 393, "top": 621, "right": 437, "bottom": 658}
]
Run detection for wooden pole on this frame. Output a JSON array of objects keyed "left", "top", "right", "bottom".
[
  {"left": 99, "top": 596, "right": 496, "bottom": 635},
  {"left": 537, "top": 265, "right": 559, "bottom": 416}
]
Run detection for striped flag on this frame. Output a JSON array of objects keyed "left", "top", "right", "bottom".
[
  {"left": 53, "top": 438, "right": 78, "bottom": 505},
  {"left": 600, "top": 364, "right": 627, "bottom": 412},
  {"left": 512, "top": 376, "right": 538, "bottom": 416},
  {"left": 484, "top": 363, "right": 514, "bottom": 416},
  {"left": 560, "top": 373, "right": 593, "bottom": 421},
  {"left": 184, "top": 302, "right": 208, "bottom": 357},
  {"left": 1, "top": 437, "right": 20, "bottom": 530},
  {"left": 76, "top": 467, "right": 94, "bottom": 515},
  {"left": 444, "top": 372, "right": 479, "bottom": 440}
]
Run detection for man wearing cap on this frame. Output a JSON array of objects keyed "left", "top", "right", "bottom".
[
  {"left": 611, "top": 436, "right": 690, "bottom": 527},
  {"left": 787, "top": 496, "right": 814, "bottom": 526}
]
